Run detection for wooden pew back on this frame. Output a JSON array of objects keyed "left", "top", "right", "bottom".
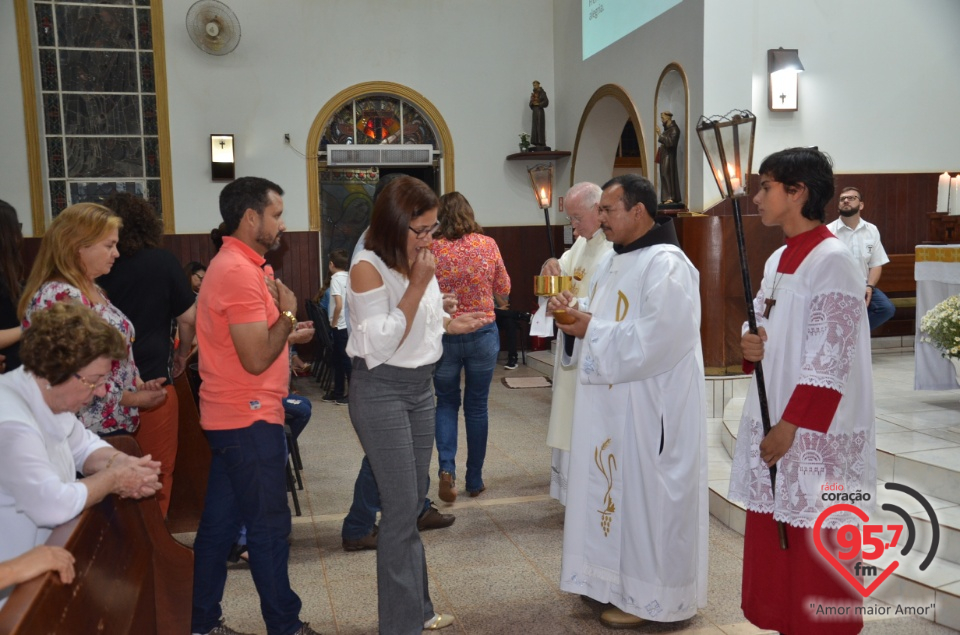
[
  {"left": 0, "top": 436, "right": 193, "bottom": 635},
  {"left": 871, "top": 253, "right": 916, "bottom": 338}
]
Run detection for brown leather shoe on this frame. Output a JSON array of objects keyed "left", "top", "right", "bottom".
[
  {"left": 599, "top": 606, "right": 645, "bottom": 629},
  {"left": 342, "top": 526, "right": 378, "bottom": 551},
  {"left": 438, "top": 471, "right": 457, "bottom": 503},
  {"left": 467, "top": 485, "right": 486, "bottom": 497},
  {"left": 417, "top": 503, "right": 456, "bottom": 531}
]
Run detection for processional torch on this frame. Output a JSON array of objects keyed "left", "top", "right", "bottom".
[{"left": 696, "top": 110, "right": 787, "bottom": 550}]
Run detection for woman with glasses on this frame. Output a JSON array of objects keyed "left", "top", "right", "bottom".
[
  {"left": 19, "top": 204, "right": 167, "bottom": 437},
  {"left": 345, "top": 176, "right": 491, "bottom": 634},
  {"left": 430, "top": 192, "right": 510, "bottom": 503},
  {"left": 0, "top": 302, "right": 161, "bottom": 607}
]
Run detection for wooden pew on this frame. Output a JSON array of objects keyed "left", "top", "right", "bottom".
[
  {"left": 0, "top": 436, "right": 193, "bottom": 635},
  {"left": 871, "top": 253, "right": 916, "bottom": 338},
  {"left": 165, "top": 370, "right": 211, "bottom": 535}
]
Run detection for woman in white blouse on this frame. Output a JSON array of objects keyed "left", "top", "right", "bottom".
[
  {"left": 346, "top": 176, "right": 491, "bottom": 634},
  {"left": 0, "top": 302, "right": 161, "bottom": 606}
]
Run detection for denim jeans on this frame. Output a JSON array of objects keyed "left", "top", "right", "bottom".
[
  {"left": 341, "top": 455, "right": 432, "bottom": 541},
  {"left": 433, "top": 321, "right": 499, "bottom": 492},
  {"left": 331, "top": 327, "right": 352, "bottom": 397},
  {"left": 191, "top": 421, "right": 302, "bottom": 635},
  {"left": 867, "top": 287, "right": 896, "bottom": 331},
  {"left": 283, "top": 394, "right": 311, "bottom": 439},
  {"left": 348, "top": 358, "right": 437, "bottom": 635}
]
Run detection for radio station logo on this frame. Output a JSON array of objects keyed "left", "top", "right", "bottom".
[{"left": 813, "top": 482, "right": 940, "bottom": 598}]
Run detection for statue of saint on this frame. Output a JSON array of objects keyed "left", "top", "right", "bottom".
[
  {"left": 529, "top": 81, "right": 550, "bottom": 150},
  {"left": 655, "top": 111, "right": 682, "bottom": 205}
]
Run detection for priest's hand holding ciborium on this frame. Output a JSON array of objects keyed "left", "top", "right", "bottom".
[
  {"left": 546, "top": 290, "right": 591, "bottom": 337},
  {"left": 535, "top": 274, "right": 577, "bottom": 325}
]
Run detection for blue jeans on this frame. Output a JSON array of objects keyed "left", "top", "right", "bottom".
[
  {"left": 342, "top": 456, "right": 432, "bottom": 540},
  {"left": 348, "top": 359, "right": 436, "bottom": 634},
  {"left": 191, "top": 421, "right": 302, "bottom": 635},
  {"left": 283, "top": 394, "right": 311, "bottom": 439},
  {"left": 868, "top": 287, "right": 896, "bottom": 331},
  {"left": 433, "top": 322, "right": 499, "bottom": 492}
]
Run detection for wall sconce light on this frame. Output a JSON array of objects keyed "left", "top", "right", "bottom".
[
  {"left": 527, "top": 163, "right": 555, "bottom": 258},
  {"left": 211, "top": 134, "right": 235, "bottom": 180},
  {"left": 767, "top": 48, "right": 804, "bottom": 112}
]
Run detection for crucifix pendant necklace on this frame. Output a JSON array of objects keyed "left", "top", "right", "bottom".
[{"left": 763, "top": 273, "right": 784, "bottom": 319}]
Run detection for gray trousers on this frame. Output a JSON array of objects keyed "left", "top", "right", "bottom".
[{"left": 348, "top": 358, "right": 436, "bottom": 635}]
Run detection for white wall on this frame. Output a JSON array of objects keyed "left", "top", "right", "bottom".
[
  {"left": 702, "top": 0, "right": 960, "bottom": 209},
  {"left": 163, "top": 0, "right": 556, "bottom": 233}
]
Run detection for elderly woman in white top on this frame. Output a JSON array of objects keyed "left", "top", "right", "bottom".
[
  {"left": 0, "top": 302, "right": 161, "bottom": 606},
  {"left": 346, "top": 176, "right": 491, "bottom": 635}
]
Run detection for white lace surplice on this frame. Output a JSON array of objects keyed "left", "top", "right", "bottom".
[{"left": 728, "top": 239, "right": 876, "bottom": 528}]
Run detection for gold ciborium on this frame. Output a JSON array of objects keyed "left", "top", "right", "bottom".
[
  {"left": 534, "top": 275, "right": 577, "bottom": 325},
  {"left": 534, "top": 275, "right": 572, "bottom": 297}
]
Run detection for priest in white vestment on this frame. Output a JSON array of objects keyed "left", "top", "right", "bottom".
[
  {"left": 549, "top": 175, "right": 708, "bottom": 628},
  {"left": 539, "top": 182, "right": 612, "bottom": 505}
]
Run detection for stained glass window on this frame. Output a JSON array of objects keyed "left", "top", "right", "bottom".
[
  {"left": 34, "top": 0, "right": 162, "bottom": 217},
  {"left": 322, "top": 96, "right": 437, "bottom": 149}
]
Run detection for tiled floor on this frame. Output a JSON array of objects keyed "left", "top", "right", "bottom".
[{"left": 179, "top": 347, "right": 958, "bottom": 634}]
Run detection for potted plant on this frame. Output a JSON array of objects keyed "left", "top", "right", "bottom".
[
  {"left": 518, "top": 132, "right": 531, "bottom": 152},
  {"left": 920, "top": 294, "right": 960, "bottom": 378}
]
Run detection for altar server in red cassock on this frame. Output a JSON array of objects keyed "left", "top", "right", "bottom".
[{"left": 729, "top": 147, "right": 875, "bottom": 634}]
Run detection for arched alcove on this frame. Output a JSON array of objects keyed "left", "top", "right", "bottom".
[
  {"left": 654, "top": 62, "right": 690, "bottom": 206},
  {"left": 570, "top": 84, "right": 646, "bottom": 188},
  {"left": 305, "top": 82, "right": 454, "bottom": 231}
]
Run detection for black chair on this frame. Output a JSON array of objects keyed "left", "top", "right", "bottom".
[
  {"left": 305, "top": 300, "right": 335, "bottom": 392},
  {"left": 283, "top": 425, "right": 302, "bottom": 516}
]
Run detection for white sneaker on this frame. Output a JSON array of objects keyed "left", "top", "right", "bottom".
[{"left": 504, "top": 360, "right": 519, "bottom": 370}]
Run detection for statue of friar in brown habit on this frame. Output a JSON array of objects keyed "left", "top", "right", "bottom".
[{"left": 529, "top": 81, "right": 550, "bottom": 151}]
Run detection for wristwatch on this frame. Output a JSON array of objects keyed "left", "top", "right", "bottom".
[{"left": 281, "top": 310, "right": 297, "bottom": 329}]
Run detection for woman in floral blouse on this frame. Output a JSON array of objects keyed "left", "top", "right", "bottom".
[
  {"left": 431, "top": 192, "right": 511, "bottom": 502},
  {"left": 18, "top": 203, "right": 167, "bottom": 436}
]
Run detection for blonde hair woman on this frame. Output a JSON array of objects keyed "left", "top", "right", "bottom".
[{"left": 19, "top": 203, "right": 167, "bottom": 436}]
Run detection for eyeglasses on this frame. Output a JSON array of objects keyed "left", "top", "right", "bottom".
[
  {"left": 566, "top": 215, "right": 582, "bottom": 225},
  {"left": 408, "top": 221, "right": 440, "bottom": 239},
  {"left": 74, "top": 373, "right": 107, "bottom": 391},
  {"left": 839, "top": 195, "right": 861, "bottom": 202}
]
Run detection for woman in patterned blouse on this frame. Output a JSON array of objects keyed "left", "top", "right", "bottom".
[
  {"left": 18, "top": 203, "right": 167, "bottom": 436},
  {"left": 431, "top": 192, "right": 511, "bottom": 502}
]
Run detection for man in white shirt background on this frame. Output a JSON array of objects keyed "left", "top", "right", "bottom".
[{"left": 826, "top": 186, "right": 896, "bottom": 330}]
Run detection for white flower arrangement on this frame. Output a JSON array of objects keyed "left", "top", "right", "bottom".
[
  {"left": 920, "top": 294, "right": 960, "bottom": 359},
  {"left": 518, "top": 132, "right": 531, "bottom": 148}
]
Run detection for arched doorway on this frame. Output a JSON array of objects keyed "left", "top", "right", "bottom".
[
  {"left": 570, "top": 84, "right": 647, "bottom": 189},
  {"left": 305, "top": 82, "right": 455, "bottom": 238}
]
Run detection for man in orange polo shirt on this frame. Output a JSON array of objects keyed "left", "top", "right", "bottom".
[{"left": 191, "top": 177, "right": 319, "bottom": 635}]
